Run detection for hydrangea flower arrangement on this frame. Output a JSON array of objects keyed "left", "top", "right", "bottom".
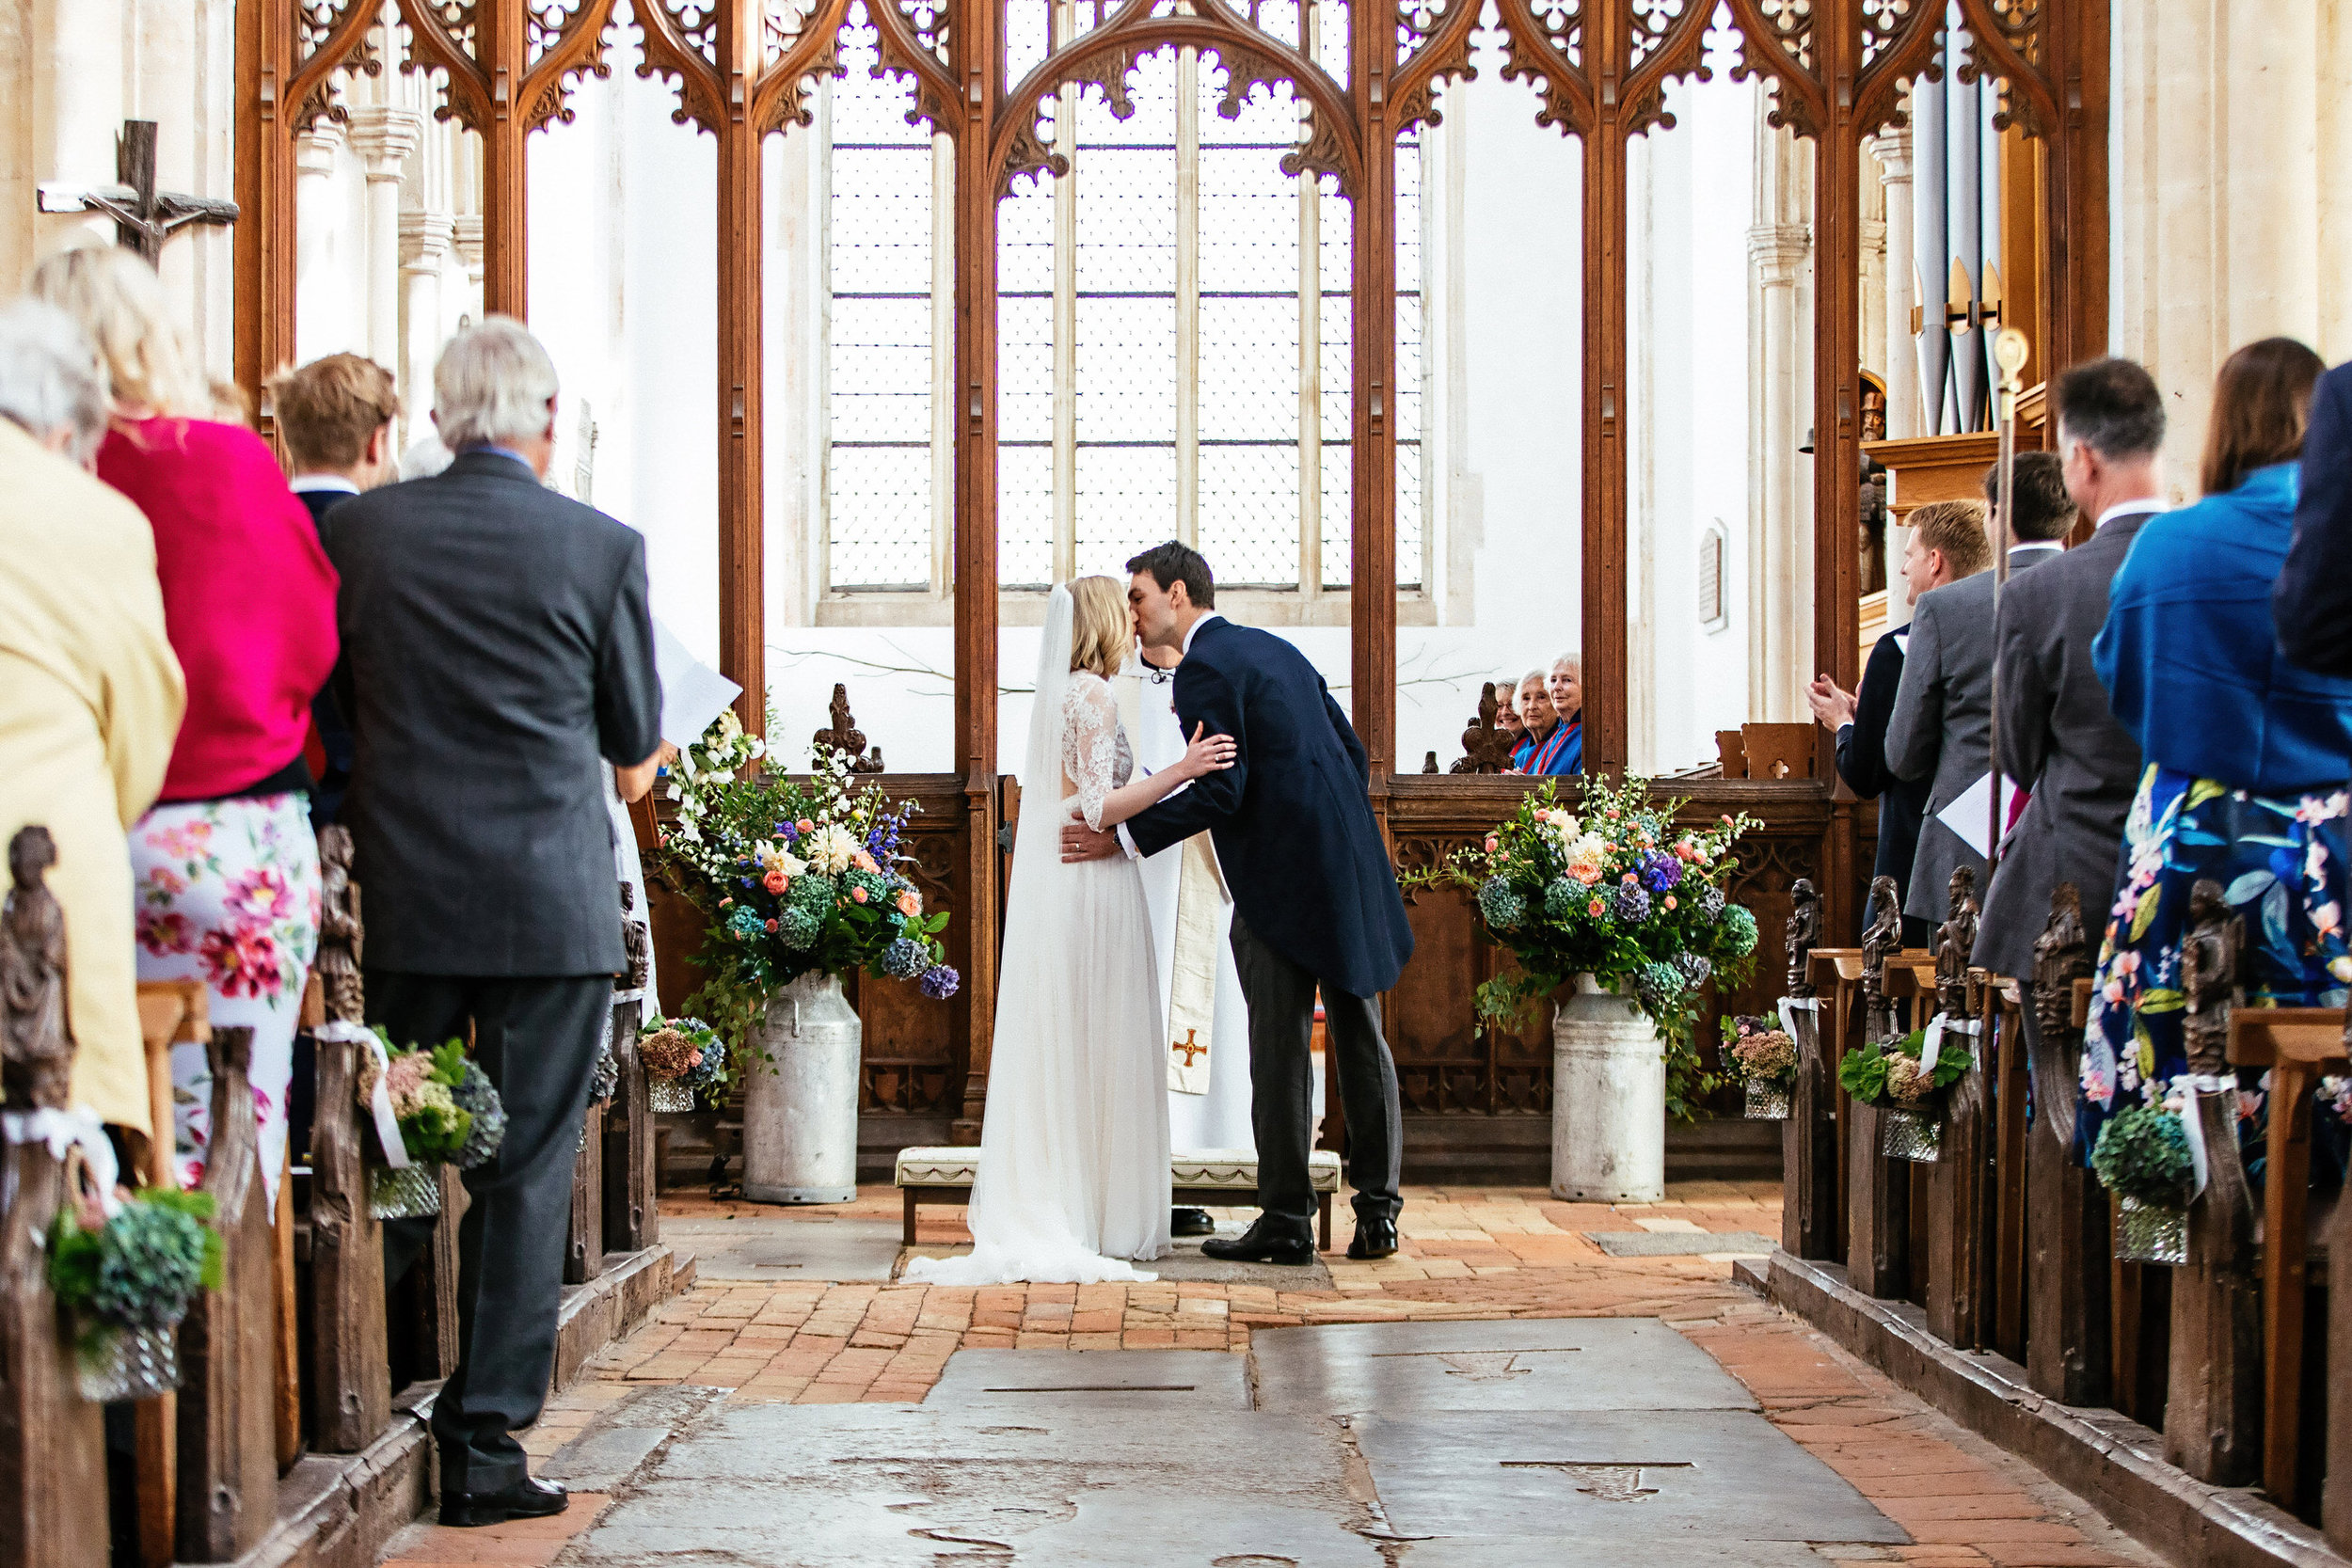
[
  {"left": 1727, "top": 1015, "right": 1798, "bottom": 1091},
  {"left": 49, "top": 1185, "right": 223, "bottom": 1397},
  {"left": 356, "top": 1034, "right": 507, "bottom": 1216},
  {"left": 2089, "top": 1101, "right": 2194, "bottom": 1210},
  {"left": 1409, "top": 774, "right": 1760, "bottom": 1120},
  {"left": 657, "top": 715, "right": 960, "bottom": 1053},
  {"left": 638, "top": 1014, "right": 729, "bottom": 1106},
  {"left": 1836, "top": 1026, "right": 1968, "bottom": 1112}
]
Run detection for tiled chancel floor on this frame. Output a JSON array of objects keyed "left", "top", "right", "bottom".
[{"left": 374, "top": 1183, "right": 2161, "bottom": 1568}]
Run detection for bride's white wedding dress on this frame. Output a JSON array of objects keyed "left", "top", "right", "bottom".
[{"left": 903, "top": 587, "right": 1172, "bottom": 1285}]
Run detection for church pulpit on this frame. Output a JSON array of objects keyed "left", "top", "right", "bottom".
[{"left": 174, "top": 1026, "right": 278, "bottom": 1561}]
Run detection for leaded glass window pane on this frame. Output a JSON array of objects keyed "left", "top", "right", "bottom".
[
  {"left": 826, "top": 13, "right": 934, "bottom": 592},
  {"left": 1395, "top": 132, "right": 1424, "bottom": 590}
]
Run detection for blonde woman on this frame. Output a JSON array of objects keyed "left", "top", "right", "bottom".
[
  {"left": 906, "top": 576, "right": 1234, "bottom": 1283},
  {"left": 31, "top": 246, "right": 337, "bottom": 1205}
]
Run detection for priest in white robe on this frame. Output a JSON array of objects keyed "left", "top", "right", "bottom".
[{"left": 1117, "top": 639, "right": 1296, "bottom": 1236}]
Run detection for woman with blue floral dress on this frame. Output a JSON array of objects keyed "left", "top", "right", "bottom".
[{"left": 2082, "top": 338, "right": 2352, "bottom": 1162}]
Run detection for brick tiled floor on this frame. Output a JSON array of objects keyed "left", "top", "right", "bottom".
[{"left": 375, "top": 1182, "right": 2157, "bottom": 1567}]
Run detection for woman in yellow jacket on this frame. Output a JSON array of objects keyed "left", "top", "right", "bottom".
[{"left": 0, "top": 297, "right": 185, "bottom": 1139}]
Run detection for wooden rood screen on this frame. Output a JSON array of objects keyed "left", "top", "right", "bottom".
[{"left": 238, "top": 0, "right": 2110, "bottom": 1144}]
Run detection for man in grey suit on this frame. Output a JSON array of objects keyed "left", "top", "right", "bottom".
[
  {"left": 1882, "top": 469, "right": 2070, "bottom": 930},
  {"left": 322, "top": 318, "right": 663, "bottom": 1528},
  {"left": 1974, "top": 359, "right": 2167, "bottom": 983}
]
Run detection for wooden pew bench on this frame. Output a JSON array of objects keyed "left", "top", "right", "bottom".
[{"left": 896, "top": 1148, "right": 1342, "bottom": 1252}]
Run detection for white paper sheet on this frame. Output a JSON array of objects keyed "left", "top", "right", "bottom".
[
  {"left": 1936, "top": 770, "right": 2026, "bottom": 860},
  {"left": 655, "top": 618, "right": 742, "bottom": 750}
]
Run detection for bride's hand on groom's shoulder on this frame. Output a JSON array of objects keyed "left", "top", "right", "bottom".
[{"left": 1170, "top": 721, "right": 1237, "bottom": 782}]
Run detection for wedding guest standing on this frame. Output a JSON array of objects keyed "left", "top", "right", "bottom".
[
  {"left": 1493, "top": 676, "right": 1523, "bottom": 745},
  {"left": 0, "top": 298, "right": 185, "bottom": 1144},
  {"left": 1540, "top": 654, "right": 1584, "bottom": 776},
  {"left": 1974, "top": 363, "right": 2165, "bottom": 1002},
  {"left": 33, "top": 247, "right": 337, "bottom": 1198},
  {"left": 2082, "top": 339, "right": 2352, "bottom": 1154},
  {"left": 2275, "top": 356, "right": 2352, "bottom": 693},
  {"left": 1883, "top": 497, "right": 2031, "bottom": 929},
  {"left": 269, "top": 353, "right": 402, "bottom": 831},
  {"left": 322, "top": 317, "right": 661, "bottom": 1528}
]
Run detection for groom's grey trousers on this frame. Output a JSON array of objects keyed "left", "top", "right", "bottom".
[{"left": 1229, "top": 911, "right": 1403, "bottom": 1227}]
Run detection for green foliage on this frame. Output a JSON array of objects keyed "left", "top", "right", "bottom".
[
  {"left": 49, "top": 1188, "right": 220, "bottom": 1334},
  {"left": 1406, "top": 774, "right": 1762, "bottom": 1122},
  {"left": 1837, "top": 1026, "right": 1970, "bottom": 1110},
  {"left": 2090, "top": 1104, "right": 2194, "bottom": 1208}
]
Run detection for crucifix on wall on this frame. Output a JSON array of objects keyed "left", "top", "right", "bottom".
[{"left": 36, "top": 119, "right": 238, "bottom": 264}]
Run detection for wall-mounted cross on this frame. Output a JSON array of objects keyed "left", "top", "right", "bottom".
[{"left": 36, "top": 120, "right": 239, "bottom": 265}]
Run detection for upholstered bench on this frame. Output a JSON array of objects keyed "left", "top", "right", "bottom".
[{"left": 895, "top": 1147, "right": 1342, "bottom": 1251}]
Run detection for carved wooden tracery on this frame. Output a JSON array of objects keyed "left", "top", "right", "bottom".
[{"left": 233, "top": 0, "right": 2106, "bottom": 1140}]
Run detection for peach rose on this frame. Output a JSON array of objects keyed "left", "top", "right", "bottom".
[
  {"left": 898, "top": 890, "right": 922, "bottom": 918},
  {"left": 764, "top": 869, "right": 787, "bottom": 895}
]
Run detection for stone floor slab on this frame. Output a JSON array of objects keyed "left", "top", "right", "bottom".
[
  {"left": 1251, "top": 1318, "right": 1758, "bottom": 1414},
  {"left": 568, "top": 1404, "right": 1383, "bottom": 1567},
  {"left": 1396, "top": 1537, "right": 1845, "bottom": 1566},
  {"left": 927, "top": 1349, "right": 1251, "bottom": 1410},
  {"left": 665, "top": 1215, "right": 906, "bottom": 1281},
  {"left": 1584, "top": 1230, "right": 1780, "bottom": 1258},
  {"left": 1357, "top": 1411, "right": 1908, "bottom": 1545},
  {"left": 898, "top": 1233, "right": 1336, "bottom": 1291}
]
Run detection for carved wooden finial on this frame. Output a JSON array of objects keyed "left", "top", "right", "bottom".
[
  {"left": 1860, "top": 874, "right": 1902, "bottom": 1043},
  {"left": 813, "top": 684, "right": 886, "bottom": 774},
  {"left": 620, "top": 879, "right": 651, "bottom": 990},
  {"left": 1, "top": 826, "right": 73, "bottom": 1109},
  {"left": 2181, "top": 877, "right": 2242, "bottom": 1076},
  {"left": 2031, "top": 881, "right": 2090, "bottom": 1047},
  {"left": 315, "top": 823, "right": 366, "bottom": 1027},
  {"left": 1785, "top": 877, "right": 1820, "bottom": 998},
  {"left": 1936, "top": 864, "right": 1979, "bottom": 1019},
  {"left": 1451, "top": 681, "right": 1518, "bottom": 774}
]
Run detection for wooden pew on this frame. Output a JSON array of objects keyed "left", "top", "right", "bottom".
[
  {"left": 175, "top": 1025, "right": 278, "bottom": 1561},
  {"left": 604, "top": 995, "right": 657, "bottom": 1252},
  {"left": 305, "top": 1022, "right": 390, "bottom": 1452},
  {"left": 2164, "top": 1076, "right": 2262, "bottom": 1486},
  {"left": 1982, "top": 974, "right": 2030, "bottom": 1363},
  {"left": 1780, "top": 880, "right": 1837, "bottom": 1262},
  {"left": 1, "top": 827, "right": 109, "bottom": 1568},
  {"left": 2228, "top": 1007, "right": 2346, "bottom": 1514},
  {"left": 131, "top": 977, "right": 208, "bottom": 1568},
  {"left": 2076, "top": 976, "right": 2171, "bottom": 1431},
  {"left": 2024, "top": 886, "right": 2109, "bottom": 1407},
  {"left": 569, "top": 1098, "right": 606, "bottom": 1285},
  {"left": 1806, "top": 946, "right": 1866, "bottom": 1259}
]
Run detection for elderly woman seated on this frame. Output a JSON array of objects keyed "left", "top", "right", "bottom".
[{"left": 0, "top": 296, "right": 185, "bottom": 1148}]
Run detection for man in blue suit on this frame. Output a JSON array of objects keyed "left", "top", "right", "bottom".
[{"left": 1061, "top": 541, "right": 1412, "bottom": 1264}]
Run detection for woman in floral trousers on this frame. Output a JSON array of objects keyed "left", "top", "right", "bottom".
[{"left": 36, "top": 247, "right": 342, "bottom": 1197}]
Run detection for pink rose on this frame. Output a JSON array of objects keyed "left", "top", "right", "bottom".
[{"left": 764, "top": 870, "right": 787, "bottom": 895}]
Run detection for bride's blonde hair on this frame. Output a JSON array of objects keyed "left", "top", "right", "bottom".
[{"left": 1068, "top": 576, "right": 1133, "bottom": 679}]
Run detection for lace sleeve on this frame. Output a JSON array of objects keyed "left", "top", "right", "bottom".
[{"left": 1061, "top": 676, "right": 1120, "bottom": 831}]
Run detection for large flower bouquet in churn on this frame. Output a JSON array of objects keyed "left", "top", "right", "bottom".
[
  {"left": 1411, "top": 774, "right": 1760, "bottom": 1119},
  {"left": 658, "top": 711, "right": 959, "bottom": 1053}
]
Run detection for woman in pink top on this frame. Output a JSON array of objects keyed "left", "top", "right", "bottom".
[{"left": 35, "top": 248, "right": 338, "bottom": 1200}]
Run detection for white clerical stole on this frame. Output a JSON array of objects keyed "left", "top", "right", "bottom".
[{"left": 1116, "top": 665, "right": 1230, "bottom": 1095}]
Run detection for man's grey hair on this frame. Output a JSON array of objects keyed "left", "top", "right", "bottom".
[
  {"left": 0, "top": 297, "right": 109, "bottom": 465},
  {"left": 433, "top": 315, "right": 559, "bottom": 451}
]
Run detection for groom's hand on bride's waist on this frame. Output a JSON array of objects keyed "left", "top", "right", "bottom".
[{"left": 1060, "top": 822, "right": 1123, "bottom": 863}]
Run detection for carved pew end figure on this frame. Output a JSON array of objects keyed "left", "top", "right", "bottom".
[
  {"left": 2, "top": 827, "right": 73, "bottom": 1111},
  {"left": 813, "top": 684, "right": 886, "bottom": 775},
  {"left": 2181, "top": 878, "right": 2243, "bottom": 1078}
]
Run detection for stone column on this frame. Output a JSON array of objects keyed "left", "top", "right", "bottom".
[
  {"left": 453, "top": 214, "right": 486, "bottom": 327},
  {"left": 1749, "top": 223, "right": 1811, "bottom": 723},
  {"left": 293, "top": 123, "right": 345, "bottom": 362},
  {"left": 347, "top": 105, "right": 423, "bottom": 374},
  {"left": 1867, "top": 127, "right": 1920, "bottom": 440},
  {"left": 397, "top": 210, "right": 453, "bottom": 443}
]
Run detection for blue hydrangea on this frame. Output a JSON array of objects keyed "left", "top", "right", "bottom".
[
  {"left": 919, "top": 963, "right": 961, "bottom": 1000},
  {"left": 1543, "top": 878, "right": 1579, "bottom": 922},
  {"left": 453, "top": 1060, "right": 507, "bottom": 1170},
  {"left": 88, "top": 1199, "right": 210, "bottom": 1332},
  {"left": 1613, "top": 881, "right": 1651, "bottom": 923},
  {"left": 779, "top": 906, "right": 821, "bottom": 949},
  {"left": 1696, "top": 882, "right": 1726, "bottom": 921},
  {"left": 844, "top": 868, "right": 893, "bottom": 908},
  {"left": 1639, "top": 850, "right": 1685, "bottom": 894},
  {"left": 1675, "top": 951, "right": 1713, "bottom": 990},
  {"left": 882, "top": 937, "right": 927, "bottom": 979},
  {"left": 788, "top": 874, "right": 837, "bottom": 914},
  {"left": 1633, "top": 959, "right": 1684, "bottom": 1010},
  {"left": 725, "top": 905, "right": 766, "bottom": 942},
  {"left": 1719, "top": 904, "right": 1758, "bottom": 958},
  {"left": 1476, "top": 877, "right": 1526, "bottom": 931}
]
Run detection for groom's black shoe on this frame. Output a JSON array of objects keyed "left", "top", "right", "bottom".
[
  {"left": 1171, "top": 1207, "right": 1216, "bottom": 1238},
  {"left": 438, "top": 1474, "right": 568, "bottom": 1528},
  {"left": 1200, "top": 1213, "right": 1317, "bottom": 1265},
  {"left": 1347, "top": 1214, "right": 1399, "bottom": 1260}
]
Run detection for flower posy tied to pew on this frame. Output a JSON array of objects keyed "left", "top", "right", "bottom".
[
  {"left": 1837, "top": 1023, "right": 1969, "bottom": 1161},
  {"left": 654, "top": 709, "right": 960, "bottom": 1066},
  {"left": 45, "top": 1140, "right": 222, "bottom": 1401},
  {"left": 353, "top": 1031, "right": 508, "bottom": 1219},
  {"left": 1407, "top": 775, "right": 1762, "bottom": 1121},
  {"left": 1727, "top": 1015, "right": 1798, "bottom": 1119}
]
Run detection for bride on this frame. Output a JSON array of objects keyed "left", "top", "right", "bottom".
[{"left": 904, "top": 577, "right": 1235, "bottom": 1284}]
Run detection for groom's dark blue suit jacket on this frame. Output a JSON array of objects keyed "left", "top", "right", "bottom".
[{"left": 1126, "top": 616, "right": 1413, "bottom": 999}]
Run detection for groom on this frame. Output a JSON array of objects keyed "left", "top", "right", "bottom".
[{"left": 1062, "top": 541, "right": 1411, "bottom": 1263}]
